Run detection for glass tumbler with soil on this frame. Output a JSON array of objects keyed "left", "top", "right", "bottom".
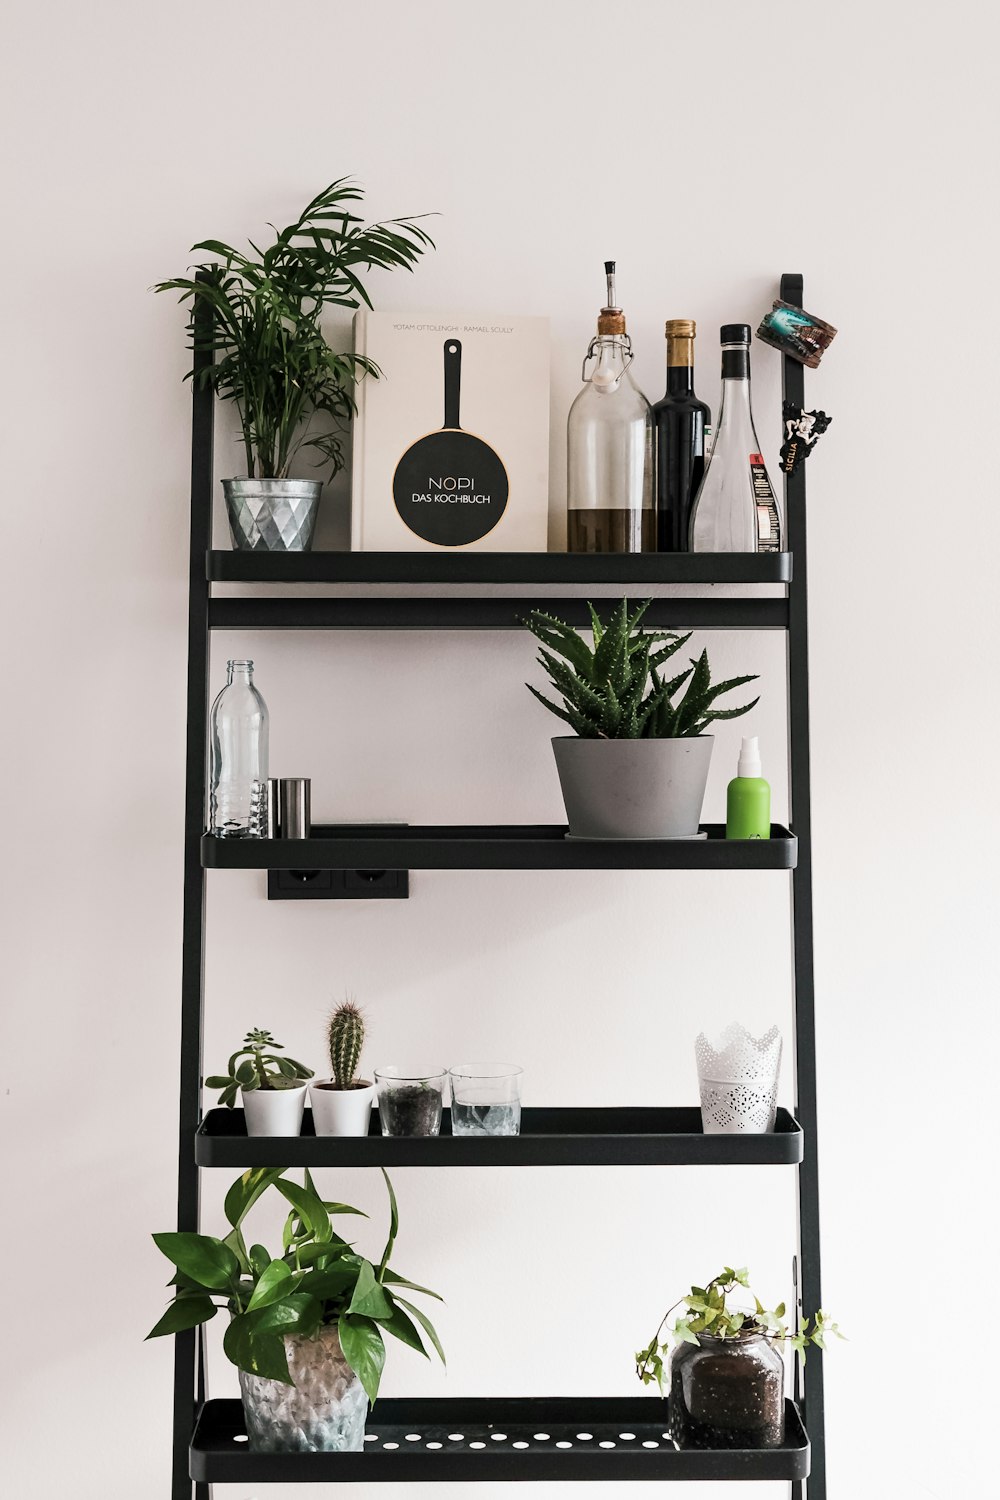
[
  {"left": 669, "top": 1332, "right": 785, "bottom": 1448},
  {"left": 374, "top": 1067, "right": 447, "bottom": 1137}
]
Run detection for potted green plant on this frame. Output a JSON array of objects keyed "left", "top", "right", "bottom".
[
  {"left": 154, "top": 179, "right": 433, "bottom": 552},
  {"left": 148, "top": 1167, "right": 444, "bottom": 1452},
  {"left": 310, "top": 999, "right": 377, "bottom": 1138},
  {"left": 525, "top": 599, "right": 759, "bottom": 838},
  {"left": 206, "top": 1028, "right": 314, "bottom": 1137},
  {"left": 635, "top": 1266, "right": 840, "bottom": 1449}
]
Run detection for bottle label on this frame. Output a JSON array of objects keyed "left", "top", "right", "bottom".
[{"left": 749, "top": 452, "right": 780, "bottom": 550}]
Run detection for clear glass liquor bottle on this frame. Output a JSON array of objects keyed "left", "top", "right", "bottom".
[
  {"left": 209, "top": 659, "right": 269, "bottom": 837},
  {"left": 689, "top": 324, "right": 781, "bottom": 553},
  {"left": 567, "top": 262, "right": 654, "bottom": 553}
]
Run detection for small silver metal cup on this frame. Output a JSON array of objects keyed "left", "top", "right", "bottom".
[{"left": 279, "top": 778, "right": 311, "bottom": 839}]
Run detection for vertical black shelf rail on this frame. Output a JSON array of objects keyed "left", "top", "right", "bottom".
[
  {"left": 782, "top": 272, "right": 825, "bottom": 1500},
  {"left": 173, "top": 285, "right": 213, "bottom": 1500}
]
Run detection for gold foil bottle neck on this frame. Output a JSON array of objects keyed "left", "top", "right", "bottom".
[
  {"left": 665, "top": 318, "right": 696, "bottom": 366},
  {"left": 598, "top": 308, "right": 627, "bottom": 336}
]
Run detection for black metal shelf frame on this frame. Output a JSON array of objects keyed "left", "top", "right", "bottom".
[
  {"left": 208, "top": 549, "right": 792, "bottom": 584},
  {"left": 196, "top": 1105, "right": 805, "bottom": 1168},
  {"left": 174, "top": 273, "right": 825, "bottom": 1498}
]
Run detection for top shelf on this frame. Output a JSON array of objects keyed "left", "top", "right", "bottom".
[{"left": 207, "top": 551, "right": 792, "bottom": 585}]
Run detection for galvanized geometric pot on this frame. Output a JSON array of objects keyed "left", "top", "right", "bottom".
[
  {"left": 222, "top": 478, "right": 322, "bottom": 552},
  {"left": 238, "top": 1323, "right": 367, "bottom": 1452}
]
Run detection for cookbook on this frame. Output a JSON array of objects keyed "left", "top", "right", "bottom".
[{"left": 351, "top": 310, "right": 550, "bottom": 551}]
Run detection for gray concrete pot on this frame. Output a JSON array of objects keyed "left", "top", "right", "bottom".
[
  {"left": 223, "top": 478, "right": 322, "bottom": 552},
  {"left": 552, "top": 735, "right": 714, "bottom": 838}
]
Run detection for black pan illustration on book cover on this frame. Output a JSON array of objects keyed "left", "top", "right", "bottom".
[{"left": 392, "top": 340, "right": 510, "bottom": 546}]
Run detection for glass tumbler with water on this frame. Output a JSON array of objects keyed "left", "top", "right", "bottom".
[{"left": 448, "top": 1064, "right": 523, "bottom": 1136}]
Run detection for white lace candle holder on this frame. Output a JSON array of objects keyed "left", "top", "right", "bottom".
[{"left": 695, "top": 1023, "right": 782, "bottom": 1134}]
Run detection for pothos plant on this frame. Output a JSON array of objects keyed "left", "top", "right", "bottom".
[
  {"left": 635, "top": 1267, "right": 842, "bottom": 1394},
  {"left": 154, "top": 179, "right": 434, "bottom": 480},
  {"left": 206, "top": 1028, "right": 314, "bottom": 1107},
  {"left": 525, "top": 598, "right": 759, "bottom": 739},
  {"left": 147, "top": 1167, "right": 443, "bottom": 1402}
]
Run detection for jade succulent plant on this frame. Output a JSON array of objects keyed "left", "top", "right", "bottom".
[
  {"left": 207, "top": 1028, "right": 314, "bottom": 1108},
  {"left": 635, "top": 1267, "right": 842, "bottom": 1394},
  {"left": 328, "top": 999, "right": 367, "bottom": 1090},
  {"left": 525, "top": 598, "right": 759, "bottom": 739}
]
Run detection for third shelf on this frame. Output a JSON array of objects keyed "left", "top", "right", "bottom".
[{"left": 195, "top": 1106, "right": 804, "bottom": 1168}]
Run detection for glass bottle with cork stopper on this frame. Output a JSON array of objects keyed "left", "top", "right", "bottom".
[
  {"left": 653, "top": 319, "right": 711, "bottom": 552},
  {"left": 566, "top": 261, "right": 654, "bottom": 552}
]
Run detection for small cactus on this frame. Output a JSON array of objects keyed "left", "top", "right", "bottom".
[{"left": 328, "top": 999, "right": 365, "bottom": 1090}]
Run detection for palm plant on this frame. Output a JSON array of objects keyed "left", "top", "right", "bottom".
[
  {"left": 154, "top": 179, "right": 434, "bottom": 479},
  {"left": 524, "top": 599, "right": 759, "bottom": 738}
]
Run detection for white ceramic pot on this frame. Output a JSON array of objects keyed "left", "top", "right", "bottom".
[
  {"left": 242, "top": 1082, "right": 309, "bottom": 1137},
  {"left": 551, "top": 735, "right": 714, "bottom": 839},
  {"left": 310, "top": 1080, "right": 377, "bottom": 1138}
]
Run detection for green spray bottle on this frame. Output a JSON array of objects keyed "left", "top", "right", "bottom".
[{"left": 726, "top": 736, "right": 771, "bottom": 840}]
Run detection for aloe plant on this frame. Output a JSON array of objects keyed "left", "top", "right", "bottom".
[
  {"left": 206, "top": 1028, "right": 313, "bottom": 1108},
  {"left": 524, "top": 598, "right": 759, "bottom": 739},
  {"left": 328, "top": 1000, "right": 366, "bottom": 1089}
]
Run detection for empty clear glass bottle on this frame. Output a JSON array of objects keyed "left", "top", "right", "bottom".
[
  {"left": 210, "top": 659, "right": 269, "bottom": 837},
  {"left": 567, "top": 262, "right": 654, "bottom": 552},
  {"left": 689, "top": 325, "right": 781, "bottom": 553}
]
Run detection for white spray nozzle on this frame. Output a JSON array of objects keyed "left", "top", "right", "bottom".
[{"left": 737, "top": 736, "right": 761, "bottom": 778}]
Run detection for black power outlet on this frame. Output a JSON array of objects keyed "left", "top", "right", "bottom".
[{"left": 267, "top": 868, "right": 409, "bottom": 901}]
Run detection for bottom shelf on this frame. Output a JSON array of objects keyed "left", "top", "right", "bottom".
[{"left": 191, "top": 1397, "right": 809, "bottom": 1483}]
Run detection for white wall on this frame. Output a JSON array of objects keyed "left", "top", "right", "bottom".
[{"left": 3, "top": 3, "right": 997, "bottom": 1498}]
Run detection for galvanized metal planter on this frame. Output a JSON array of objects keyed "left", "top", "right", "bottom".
[
  {"left": 238, "top": 1323, "right": 367, "bottom": 1452},
  {"left": 223, "top": 478, "right": 322, "bottom": 552}
]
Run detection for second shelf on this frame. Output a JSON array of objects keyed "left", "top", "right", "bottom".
[
  {"left": 195, "top": 1106, "right": 804, "bottom": 1167},
  {"left": 202, "top": 823, "right": 798, "bottom": 872}
]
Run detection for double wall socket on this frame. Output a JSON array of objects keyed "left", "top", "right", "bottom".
[{"left": 267, "top": 868, "right": 409, "bottom": 901}]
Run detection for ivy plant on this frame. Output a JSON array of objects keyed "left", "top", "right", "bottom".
[
  {"left": 154, "top": 179, "right": 434, "bottom": 480},
  {"left": 147, "top": 1167, "right": 444, "bottom": 1402},
  {"left": 206, "top": 1028, "right": 313, "bottom": 1108},
  {"left": 635, "top": 1267, "right": 842, "bottom": 1394},
  {"left": 524, "top": 598, "right": 759, "bottom": 739}
]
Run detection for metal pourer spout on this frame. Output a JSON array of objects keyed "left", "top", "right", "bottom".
[{"left": 597, "top": 260, "right": 626, "bottom": 337}]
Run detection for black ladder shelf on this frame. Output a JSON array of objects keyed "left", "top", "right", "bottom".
[{"left": 174, "top": 272, "right": 824, "bottom": 1496}]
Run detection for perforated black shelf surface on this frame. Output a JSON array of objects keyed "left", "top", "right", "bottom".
[{"left": 190, "top": 1396, "right": 810, "bottom": 1483}]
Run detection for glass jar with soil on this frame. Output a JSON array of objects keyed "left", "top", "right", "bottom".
[
  {"left": 669, "top": 1331, "right": 785, "bottom": 1448},
  {"left": 374, "top": 1067, "right": 447, "bottom": 1137}
]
